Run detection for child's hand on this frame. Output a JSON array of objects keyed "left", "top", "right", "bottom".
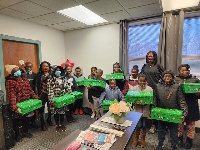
[
  {"left": 87, "top": 86, "right": 91, "bottom": 89},
  {"left": 196, "top": 90, "right": 200, "bottom": 96},
  {"left": 181, "top": 116, "right": 185, "bottom": 122}
]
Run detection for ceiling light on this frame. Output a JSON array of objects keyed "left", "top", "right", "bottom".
[{"left": 57, "top": 5, "right": 107, "bottom": 25}]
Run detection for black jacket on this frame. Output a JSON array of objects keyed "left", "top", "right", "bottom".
[
  {"left": 175, "top": 75, "right": 200, "bottom": 121},
  {"left": 90, "top": 78, "right": 106, "bottom": 98},
  {"left": 141, "top": 63, "right": 164, "bottom": 89},
  {"left": 65, "top": 75, "right": 79, "bottom": 92},
  {"left": 154, "top": 81, "right": 188, "bottom": 117}
]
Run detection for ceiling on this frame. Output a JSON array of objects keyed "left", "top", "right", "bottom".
[{"left": 0, "top": 0, "right": 163, "bottom": 31}]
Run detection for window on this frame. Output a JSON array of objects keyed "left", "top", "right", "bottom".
[
  {"left": 128, "top": 22, "right": 161, "bottom": 73},
  {"left": 182, "top": 17, "right": 200, "bottom": 78}
]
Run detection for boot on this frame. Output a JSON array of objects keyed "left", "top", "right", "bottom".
[
  {"left": 178, "top": 136, "right": 183, "bottom": 148},
  {"left": 141, "top": 129, "right": 147, "bottom": 148},
  {"left": 132, "top": 131, "right": 140, "bottom": 147},
  {"left": 184, "top": 137, "right": 193, "bottom": 149},
  {"left": 47, "top": 113, "right": 53, "bottom": 126}
]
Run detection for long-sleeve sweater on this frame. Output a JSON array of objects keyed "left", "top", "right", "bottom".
[{"left": 99, "top": 86, "right": 125, "bottom": 106}]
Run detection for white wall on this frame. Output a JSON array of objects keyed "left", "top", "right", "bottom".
[
  {"left": 0, "top": 14, "right": 65, "bottom": 66},
  {"left": 64, "top": 24, "right": 120, "bottom": 78}
]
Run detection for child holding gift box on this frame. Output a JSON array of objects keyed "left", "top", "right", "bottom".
[
  {"left": 154, "top": 70, "right": 188, "bottom": 150},
  {"left": 87, "top": 69, "right": 106, "bottom": 120},
  {"left": 130, "top": 74, "right": 153, "bottom": 148},
  {"left": 99, "top": 79, "right": 125, "bottom": 108},
  {"left": 5, "top": 65, "right": 39, "bottom": 142},
  {"left": 122, "top": 65, "right": 139, "bottom": 95},
  {"left": 88, "top": 66, "right": 97, "bottom": 118},
  {"left": 73, "top": 67, "right": 85, "bottom": 115},
  {"left": 112, "top": 62, "right": 125, "bottom": 91},
  {"left": 175, "top": 64, "right": 200, "bottom": 149},
  {"left": 65, "top": 65, "right": 79, "bottom": 123},
  {"left": 47, "top": 66, "right": 68, "bottom": 132}
]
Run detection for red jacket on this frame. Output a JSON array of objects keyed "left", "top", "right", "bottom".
[
  {"left": 6, "top": 73, "right": 38, "bottom": 111},
  {"left": 122, "top": 78, "right": 138, "bottom": 95}
]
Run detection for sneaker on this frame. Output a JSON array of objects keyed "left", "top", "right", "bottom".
[
  {"left": 74, "top": 109, "right": 78, "bottom": 115},
  {"left": 23, "top": 132, "right": 33, "bottom": 138},
  {"left": 91, "top": 113, "right": 95, "bottom": 118},
  {"left": 149, "top": 125, "right": 156, "bottom": 134},
  {"left": 60, "top": 125, "right": 66, "bottom": 132},
  {"left": 56, "top": 126, "right": 61, "bottom": 133},
  {"left": 79, "top": 109, "right": 83, "bottom": 115}
]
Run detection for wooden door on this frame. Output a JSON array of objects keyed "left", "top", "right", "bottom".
[{"left": 2, "top": 40, "right": 38, "bottom": 77}]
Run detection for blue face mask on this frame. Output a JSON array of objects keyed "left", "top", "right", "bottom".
[
  {"left": 55, "top": 71, "right": 61, "bottom": 76},
  {"left": 14, "top": 70, "right": 21, "bottom": 77}
]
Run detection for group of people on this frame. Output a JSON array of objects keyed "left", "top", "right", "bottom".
[{"left": 5, "top": 50, "right": 200, "bottom": 150}]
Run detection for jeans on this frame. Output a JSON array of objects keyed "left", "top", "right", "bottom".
[
  {"left": 136, "top": 117, "right": 147, "bottom": 131},
  {"left": 158, "top": 120, "right": 178, "bottom": 148}
]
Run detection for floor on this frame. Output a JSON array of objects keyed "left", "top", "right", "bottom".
[{"left": 10, "top": 114, "right": 200, "bottom": 150}]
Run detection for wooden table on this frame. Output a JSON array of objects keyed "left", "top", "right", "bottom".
[{"left": 51, "top": 111, "right": 142, "bottom": 150}]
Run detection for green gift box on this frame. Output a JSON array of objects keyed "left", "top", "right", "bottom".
[
  {"left": 151, "top": 107, "right": 183, "bottom": 124},
  {"left": 106, "top": 73, "right": 124, "bottom": 80},
  {"left": 76, "top": 79, "right": 85, "bottom": 86},
  {"left": 72, "top": 91, "right": 83, "bottom": 100},
  {"left": 54, "top": 93, "right": 75, "bottom": 108},
  {"left": 84, "top": 79, "right": 106, "bottom": 88},
  {"left": 102, "top": 100, "right": 119, "bottom": 110},
  {"left": 17, "top": 99, "right": 42, "bottom": 115},
  {"left": 181, "top": 83, "right": 200, "bottom": 93},
  {"left": 125, "top": 91, "right": 154, "bottom": 105}
]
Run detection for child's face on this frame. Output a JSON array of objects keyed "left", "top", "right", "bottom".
[
  {"left": 147, "top": 52, "right": 154, "bottom": 64},
  {"left": 163, "top": 74, "right": 173, "bottom": 84},
  {"left": 75, "top": 69, "right": 81, "bottom": 76},
  {"left": 56, "top": 68, "right": 60, "bottom": 71},
  {"left": 179, "top": 67, "right": 190, "bottom": 78},
  {"left": 131, "top": 69, "right": 138, "bottom": 78},
  {"left": 42, "top": 63, "right": 49, "bottom": 72},
  {"left": 113, "top": 64, "right": 120, "bottom": 73},
  {"left": 95, "top": 70, "right": 103, "bottom": 79},
  {"left": 91, "top": 68, "right": 96, "bottom": 75},
  {"left": 66, "top": 66, "right": 72, "bottom": 75},
  {"left": 25, "top": 63, "right": 33, "bottom": 72},
  {"left": 138, "top": 77, "right": 147, "bottom": 87},
  {"left": 109, "top": 80, "right": 116, "bottom": 89}
]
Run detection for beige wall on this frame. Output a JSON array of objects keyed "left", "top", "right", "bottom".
[
  {"left": 0, "top": 14, "right": 65, "bottom": 66},
  {"left": 64, "top": 24, "right": 120, "bottom": 78}
]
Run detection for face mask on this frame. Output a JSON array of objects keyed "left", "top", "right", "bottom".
[
  {"left": 55, "top": 71, "right": 61, "bottom": 76},
  {"left": 14, "top": 70, "right": 21, "bottom": 77}
]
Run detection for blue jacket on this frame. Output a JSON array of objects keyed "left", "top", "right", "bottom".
[{"left": 99, "top": 86, "right": 125, "bottom": 106}]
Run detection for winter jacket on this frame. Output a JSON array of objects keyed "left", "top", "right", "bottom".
[
  {"left": 175, "top": 75, "right": 200, "bottom": 121},
  {"left": 65, "top": 74, "right": 79, "bottom": 92},
  {"left": 141, "top": 63, "right": 164, "bottom": 89},
  {"left": 130, "top": 84, "right": 153, "bottom": 119},
  {"left": 99, "top": 86, "right": 125, "bottom": 106},
  {"left": 5, "top": 73, "right": 38, "bottom": 111},
  {"left": 122, "top": 76, "right": 138, "bottom": 95},
  {"left": 73, "top": 73, "right": 85, "bottom": 92},
  {"left": 154, "top": 81, "right": 188, "bottom": 117}
]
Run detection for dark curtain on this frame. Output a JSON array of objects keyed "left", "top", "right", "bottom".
[
  {"left": 158, "top": 10, "right": 184, "bottom": 75},
  {"left": 119, "top": 20, "right": 129, "bottom": 76}
]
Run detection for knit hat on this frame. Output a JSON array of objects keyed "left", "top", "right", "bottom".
[
  {"left": 5, "top": 64, "right": 19, "bottom": 74},
  {"left": 162, "top": 70, "right": 174, "bottom": 79}
]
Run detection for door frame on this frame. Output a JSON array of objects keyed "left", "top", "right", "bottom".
[{"left": 0, "top": 34, "right": 42, "bottom": 101}]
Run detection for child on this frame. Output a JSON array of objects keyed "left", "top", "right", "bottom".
[
  {"left": 130, "top": 74, "right": 153, "bottom": 148},
  {"left": 5, "top": 65, "right": 38, "bottom": 141},
  {"left": 175, "top": 64, "right": 200, "bottom": 149},
  {"left": 122, "top": 65, "right": 139, "bottom": 95},
  {"left": 88, "top": 67, "right": 97, "bottom": 118},
  {"left": 87, "top": 69, "right": 106, "bottom": 120},
  {"left": 113, "top": 62, "right": 125, "bottom": 91},
  {"left": 47, "top": 66, "right": 68, "bottom": 132},
  {"left": 73, "top": 67, "right": 85, "bottom": 115},
  {"left": 23, "top": 62, "right": 38, "bottom": 128},
  {"left": 65, "top": 65, "right": 79, "bottom": 122},
  {"left": 154, "top": 70, "right": 188, "bottom": 150},
  {"left": 99, "top": 79, "right": 125, "bottom": 108}
]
